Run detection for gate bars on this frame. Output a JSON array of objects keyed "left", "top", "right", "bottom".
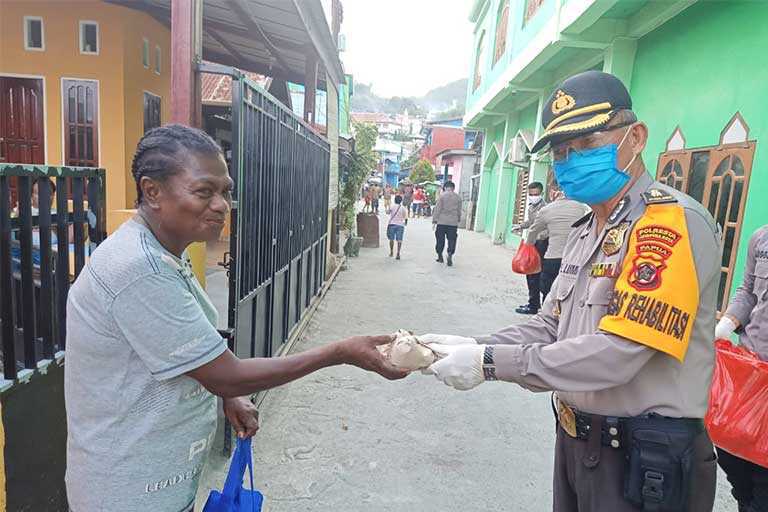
[
  {"left": 0, "top": 164, "right": 106, "bottom": 380},
  {"left": 229, "top": 71, "right": 330, "bottom": 361}
]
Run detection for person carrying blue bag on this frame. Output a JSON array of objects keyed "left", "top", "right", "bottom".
[
  {"left": 204, "top": 438, "right": 264, "bottom": 512},
  {"left": 64, "top": 125, "right": 410, "bottom": 512}
]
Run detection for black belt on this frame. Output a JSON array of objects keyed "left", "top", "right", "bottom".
[
  {"left": 553, "top": 396, "right": 704, "bottom": 451},
  {"left": 573, "top": 410, "right": 625, "bottom": 449}
]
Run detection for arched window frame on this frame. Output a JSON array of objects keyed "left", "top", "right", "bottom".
[
  {"left": 473, "top": 31, "right": 486, "bottom": 91},
  {"left": 493, "top": 2, "right": 509, "bottom": 66}
]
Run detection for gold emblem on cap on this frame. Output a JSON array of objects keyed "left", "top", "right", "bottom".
[{"left": 552, "top": 90, "right": 576, "bottom": 115}]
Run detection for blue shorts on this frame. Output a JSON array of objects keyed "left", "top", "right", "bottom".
[{"left": 387, "top": 224, "right": 405, "bottom": 241}]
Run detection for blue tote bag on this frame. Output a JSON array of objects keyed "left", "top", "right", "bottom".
[{"left": 203, "top": 437, "right": 264, "bottom": 512}]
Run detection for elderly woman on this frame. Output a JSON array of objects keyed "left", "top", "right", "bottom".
[{"left": 64, "top": 124, "right": 407, "bottom": 511}]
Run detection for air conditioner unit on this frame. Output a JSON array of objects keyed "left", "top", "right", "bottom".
[
  {"left": 508, "top": 137, "right": 529, "bottom": 167},
  {"left": 507, "top": 130, "right": 533, "bottom": 167}
]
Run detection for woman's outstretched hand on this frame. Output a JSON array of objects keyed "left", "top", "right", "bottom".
[{"left": 337, "top": 334, "right": 411, "bottom": 380}]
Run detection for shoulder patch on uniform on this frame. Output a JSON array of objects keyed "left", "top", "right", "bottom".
[
  {"left": 572, "top": 212, "right": 593, "bottom": 228},
  {"left": 642, "top": 188, "right": 678, "bottom": 205}
]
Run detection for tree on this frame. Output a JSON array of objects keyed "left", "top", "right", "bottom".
[
  {"left": 408, "top": 158, "right": 436, "bottom": 185},
  {"left": 339, "top": 122, "right": 378, "bottom": 229}
]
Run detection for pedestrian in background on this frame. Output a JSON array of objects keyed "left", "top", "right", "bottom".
[
  {"left": 412, "top": 186, "right": 426, "bottom": 218},
  {"left": 512, "top": 182, "right": 548, "bottom": 314},
  {"left": 383, "top": 184, "right": 393, "bottom": 212},
  {"left": 386, "top": 195, "right": 407, "bottom": 260},
  {"left": 523, "top": 193, "right": 588, "bottom": 304},
  {"left": 714, "top": 224, "right": 768, "bottom": 512},
  {"left": 362, "top": 184, "right": 371, "bottom": 213},
  {"left": 369, "top": 183, "right": 380, "bottom": 213},
  {"left": 432, "top": 181, "right": 461, "bottom": 267},
  {"left": 402, "top": 182, "right": 414, "bottom": 218}
]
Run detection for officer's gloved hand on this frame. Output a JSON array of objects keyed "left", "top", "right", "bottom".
[
  {"left": 715, "top": 315, "right": 738, "bottom": 340},
  {"left": 424, "top": 344, "right": 486, "bottom": 391},
  {"left": 419, "top": 333, "right": 477, "bottom": 346}
]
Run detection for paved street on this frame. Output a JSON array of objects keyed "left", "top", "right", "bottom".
[{"left": 198, "top": 215, "right": 735, "bottom": 511}]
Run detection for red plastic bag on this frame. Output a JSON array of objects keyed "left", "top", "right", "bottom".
[
  {"left": 511, "top": 241, "right": 542, "bottom": 275},
  {"left": 705, "top": 339, "right": 768, "bottom": 468}
]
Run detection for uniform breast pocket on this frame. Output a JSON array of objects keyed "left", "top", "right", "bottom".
[
  {"left": 754, "top": 260, "right": 768, "bottom": 300},
  {"left": 556, "top": 275, "right": 576, "bottom": 303},
  {"left": 587, "top": 278, "right": 617, "bottom": 314}
]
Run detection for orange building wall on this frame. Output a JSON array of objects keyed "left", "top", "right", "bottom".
[
  {"left": 0, "top": 1, "right": 171, "bottom": 217},
  {"left": 121, "top": 10, "right": 172, "bottom": 207}
]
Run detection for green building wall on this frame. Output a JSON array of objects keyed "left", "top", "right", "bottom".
[
  {"left": 630, "top": 0, "right": 768, "bottom": 303},
  {"left": 470, "top": 1, "right": 767, "bottom": 307}
]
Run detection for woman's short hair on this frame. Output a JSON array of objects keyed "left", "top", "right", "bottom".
[
  {"left": 131, "top": 124, "right": 222, "bottom": 204},
  {"left": 394, "top": 195, "right": 403, "bottom": 204}
]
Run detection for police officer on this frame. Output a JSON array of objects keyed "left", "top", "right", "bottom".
[
  {"left": 715, "top": 224, "right": 768, "bottom": 511},
  {"left": 420, "top": 71, "right": 720, "bottom": 511},
  {"left": 513, "top": 181, "right": 549, "bottom": 314}
]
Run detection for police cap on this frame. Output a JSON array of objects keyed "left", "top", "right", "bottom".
[{"left": 531, "top": 70, "right": 632, "bottom": 153}]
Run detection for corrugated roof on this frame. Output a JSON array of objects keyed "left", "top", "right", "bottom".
[{"left": 201, "top": 71, "right": 268, "bottom": 104}]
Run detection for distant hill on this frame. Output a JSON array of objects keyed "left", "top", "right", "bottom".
[
  {"left": 351, "top": 78, "right": 468, "bottom": 117},
  {"left": 418, "top": 79, "right": 467, "bottom": 113}
]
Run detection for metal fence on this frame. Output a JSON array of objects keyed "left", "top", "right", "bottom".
[
  {"left": 228, "top": 72, "right": 330, "bottom": 360},
  {"left": 0, "top": 164, "right": 106, "bottom": 380}
]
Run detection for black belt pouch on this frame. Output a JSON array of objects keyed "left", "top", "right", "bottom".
[{"left": 623, "top": 415, "right": 703, "bottom": 511}]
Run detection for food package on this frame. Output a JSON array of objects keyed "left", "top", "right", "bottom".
[
  {"left": 705, "top": 339, "right": 768, "bottom": 467},
  {"left": 378, "top": 330, "right": 437, "bottom": 371},
  {"left": 511, "top": 241, "right": 542, "bottom": 275}
]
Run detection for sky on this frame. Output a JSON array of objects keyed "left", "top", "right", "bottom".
[{"left": 340, "top": 0, "right": 475, "bottom": 98}]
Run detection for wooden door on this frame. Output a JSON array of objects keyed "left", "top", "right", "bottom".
[
  {"left": 63, "top": 80, "right": 99, "bottom": 167},
  {"left": 0, "top": 77, "right": 45, "bottom": 164},
  {"left": 511, "top": 166, "right": 529, "bottom": 224},
  {"left": 701, "top": 143, "right": 756, "bottom": 312},
  {"left": 0, "top": 77, "right": 45, "bottom": 205}
]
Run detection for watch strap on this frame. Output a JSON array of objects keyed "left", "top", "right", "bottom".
[{"left": 482, "top": 345, "right": 497, "bottom": 381}]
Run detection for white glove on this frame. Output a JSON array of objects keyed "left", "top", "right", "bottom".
[
  {"left": 425, "top": 343, "right": 486, "bottom": 391},
  {"left": 715, "top": 316, "right": 737, "bottom": 340},
  {"left": 419, "top": 333, "right": 477, "bottom": 346}
]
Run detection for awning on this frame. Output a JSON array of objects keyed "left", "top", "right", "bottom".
[{"left": 106, "top": 0, "right": 344, "bottom": 89}]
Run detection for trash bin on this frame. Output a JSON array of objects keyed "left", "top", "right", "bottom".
[{"left": 356, "top": 212, "right": 380, "bottom": 248}]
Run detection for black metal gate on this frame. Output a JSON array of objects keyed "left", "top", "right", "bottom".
[{"left": 228, "top": 72, "right": 330, "bottom": 360}]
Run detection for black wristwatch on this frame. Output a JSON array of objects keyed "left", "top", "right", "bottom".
[{"left": 482, "top": 345, "right": 497, "bottom": 381}]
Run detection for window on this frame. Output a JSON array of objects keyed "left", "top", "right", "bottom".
[
  {"left": 493, "top": 3, "right": 509, "bottom": 66},
  {"left": 24, "top": 16, "right": 44, "bottom": 51},
  {"left": 655, "top": 113, "right": 756, "bottom": 313},
  {"left": 63, "top": 80, "right": 99, "bottom": 167},
  {"left": 154, "top": 45, "right": 161, "bottom": 74},
  {"left": 525, "top": 0, "right": 545, "bottom": 24},
  {"left": 143, "top": 92, "right": 161, "bottom": 133},
  {"left": 142, "top": 38, "right": 150, "bottom": 68},
  {"left": 473, "top": 31, "right": 486, "bottom": 91},
  {"left": 79, "top": 21, "right": 99, "bottom": 55}
]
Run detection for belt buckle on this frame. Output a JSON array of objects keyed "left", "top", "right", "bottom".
[{"left": 555, "top": 394, "right": 577, "bottom": 438}]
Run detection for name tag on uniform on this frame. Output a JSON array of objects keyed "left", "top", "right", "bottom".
[{"left": 590, "top": 263, "right": 620, "bottom": 278}]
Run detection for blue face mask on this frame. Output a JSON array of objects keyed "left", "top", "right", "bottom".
[{"left": 553, "top": 128, "right": 636, "bottom": 205}]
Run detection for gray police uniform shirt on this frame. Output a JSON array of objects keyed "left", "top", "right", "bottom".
[
  {"left": 432, "top": 190, "right": 462, "bottom": 227},
  {"left": 725, "top": 225, "right": 768, "bottom": 360},
  {"left": 519, "top": 199, "right": 548, "bottom": 241},
  {"left": 477, "top": 172, "right": 721, "bottom": 418},
  {"left": 65, "top": 219, "right": 226, "bottom": 512},
  {"left": 525, "top": 199, "right": 589, "bottom": 259}
]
